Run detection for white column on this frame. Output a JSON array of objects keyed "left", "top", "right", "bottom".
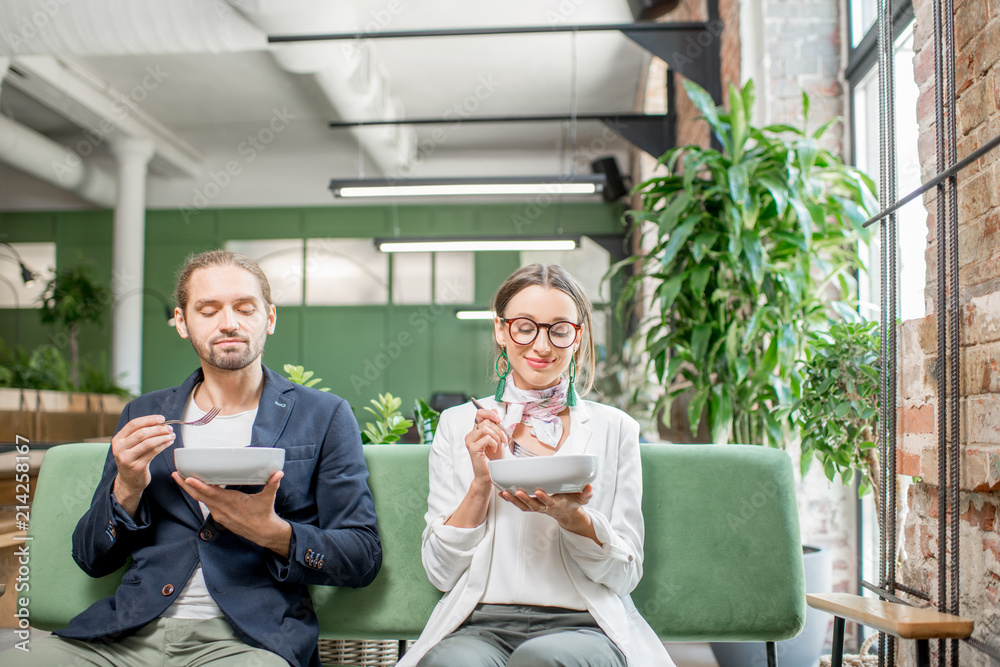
[{"left": 109, "top": 137, "right": 155, "bottom": 396}]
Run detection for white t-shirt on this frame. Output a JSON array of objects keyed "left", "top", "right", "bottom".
[
  {"left": 480, "top": 429, "right": 588, "bottom": 610},
  {"left": 162, "top": 385, "right": 258, "bottom": 620}
]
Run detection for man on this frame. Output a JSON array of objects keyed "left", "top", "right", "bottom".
[{"left": 9, "top": 250, "right": 381, "bottom": 666}]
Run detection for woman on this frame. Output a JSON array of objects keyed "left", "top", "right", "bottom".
[{"left": 400, "top": 264, "right": 674, "bottom": 667}]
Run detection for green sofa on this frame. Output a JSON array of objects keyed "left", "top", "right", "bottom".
[{"left": 22, "top": 442, "right": 805, "bottom": 662}]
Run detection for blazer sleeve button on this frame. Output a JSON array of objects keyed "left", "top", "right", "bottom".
[{"left": 162, "top": 584, "right": 174, "bottom": 596}]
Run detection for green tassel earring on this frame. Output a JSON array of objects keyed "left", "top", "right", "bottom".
[
  {"left": 566, "top": 356, "right": 579, "bottom": 407},
  {"left": 494, "top": 347, "right": 511, "bottom": 401}
]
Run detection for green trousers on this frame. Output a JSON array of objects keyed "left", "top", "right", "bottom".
[{"left": 1, "top": 617, "right": 289, "bottom": 666}]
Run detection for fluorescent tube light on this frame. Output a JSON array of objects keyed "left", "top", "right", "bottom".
[
  {"left": 375, "top": 238, "right": 579, "bottom": 253},
  {"left": 455, "top": 310, "right": 496, "bottom": 320},
  {"left": 330, "top": 175, "right": 605, "bottom": 199}
]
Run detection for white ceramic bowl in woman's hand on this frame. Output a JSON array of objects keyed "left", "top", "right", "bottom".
[
  {"left": 174, "top": 447, "right": 285, "bottom": 485},
  {"left": 489, "top": 454, "right": 598, "bottom": 496}
]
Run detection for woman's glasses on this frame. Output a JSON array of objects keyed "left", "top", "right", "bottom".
[{"left": 502, "top": 317, "right": 581, "bottom": 349}]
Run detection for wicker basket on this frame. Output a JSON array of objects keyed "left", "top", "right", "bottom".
[
  {"left": 820, "top": 633, "right": 879, "bottom": 667},
  {"left": 318, "top": 639, "right": 403, "bottom": 667}
]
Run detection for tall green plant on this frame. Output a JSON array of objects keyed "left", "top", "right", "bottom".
[
  {"left": 39, "top": 263, "right": 111, "bottom": 387},
  {"left": 616, "top": 79, "right": 877, "bottom": 446}
]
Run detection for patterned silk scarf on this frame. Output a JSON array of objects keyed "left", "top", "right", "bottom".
[{"left": 499, "top": 378, "right": 570, "bottom": 450}]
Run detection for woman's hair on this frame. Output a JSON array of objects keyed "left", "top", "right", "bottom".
[
  {"left": 491, "top": 263, "right": 596, "bottom": 395},
  {"left": 173, "top": 250, "right": 273, "bottom": 313}
]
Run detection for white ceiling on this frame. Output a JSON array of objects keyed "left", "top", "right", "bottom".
[{"left": 0, "top": 0, "right": 649, "bottom": 210}]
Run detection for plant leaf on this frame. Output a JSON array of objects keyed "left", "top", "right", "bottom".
[
  {"left": 710, "top": 384, "right": 734, "bottom": 445},
  {"left": 659, "top": 217, "right": 699, "bottom": 268}
]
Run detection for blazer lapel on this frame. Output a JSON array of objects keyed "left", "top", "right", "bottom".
[
  {"left": 571, "top": 400, "right": 594, "bottom": 454},
  {"left": 250, "top": 366, "right": 295, "bottom": 448}
]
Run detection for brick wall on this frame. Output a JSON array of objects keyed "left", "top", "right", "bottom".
[
  {"left": 897, "top": 0, "right": 1000, "bottom": 664},
  {"left": 762, "top": 0, "right": 844, "bottom": 155}
]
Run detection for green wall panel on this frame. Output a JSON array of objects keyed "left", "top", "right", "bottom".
[
  {"left": 0, "top": 211, "right": 59, "bottom": 240},
  {"left": 302, "top": 207, "right": 388, "bottom": 237},
  {"left": 140, "top": 304, "right": 192, "bottom": 391},
  {"left": 382, "top": 306, "right": 435, "bottom": 412},
  {"left": 1, "top": 203, "right": 625, "bottom": 402},
  {"left": 261, "top": 305, "right": 303, "bottom": 384},
  {"left": 431, "top": 312, "right": 494, "bottom": 402},
  {"left": 218, "top": 208, "right": 302, "bottom": 239},
  {"left": 55, "top": 210, "right": 113, "bottom": 244},
  {"left": 302, "top": 307, "right": 387, "bottom": 406},
  {"left": 475, "top": 252, "right": 521, "bottom": 305},
  {"left": 146, "top": 209, "right": 219, "bottom": 243}
]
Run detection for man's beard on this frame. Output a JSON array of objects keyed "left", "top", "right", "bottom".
[{"left": 191, "top": 333, "right": 265, "bottom": 371}]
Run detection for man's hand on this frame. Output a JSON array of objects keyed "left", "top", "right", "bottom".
[
  {"left": 171, "top": 471, "right": 293, "bottom": 558},
  {"left": 112, "top": 415, "right": 176, "bottom": 518}
]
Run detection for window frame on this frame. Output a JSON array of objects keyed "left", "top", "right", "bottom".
[{"left": 845, "top": 0, "right": 916, "bottom": 640}]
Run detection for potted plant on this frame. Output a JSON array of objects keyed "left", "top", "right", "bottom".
[
  {"left": 615, "top": 78, "right": 876, "bottom": 447},
  {"left": 283, "top": 363, "right": 331, "bottom": 392},
  {"left": 39, "top": 262, "right": 111, "bottom": 388},
  {"left": 413, "top": 398, "right": 440, "bottom": 444},
  {"left": 789, "top": 313, "right": 882, "bottom": 506},
  {"left": 283, "top": 364, "right": 439, "bottom": 445},
  {"left": 0, "top": 259, "right": 129, "bottom": 442},
  {"left": 614, "top": 79, "right": 877, "bottom": 667},
  {"left": 359, "top": 393, "right": 413, "bottom": 445},
  {"left": 780, "top": 312, "right": 882, "bottom": 666}
]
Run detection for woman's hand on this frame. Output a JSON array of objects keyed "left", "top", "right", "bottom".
[
  {"left": 500, "top": 484, "right": 601, "bottom": 544},
  {"left": 444, "top": 407, "right": 508, "bottom": 528},
  {"left": 464, "top": 408, "right": 507, "bottom": 486}
]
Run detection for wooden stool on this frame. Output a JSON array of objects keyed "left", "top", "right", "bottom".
[{"left": 807, "top": 593, "right": 974, "bottom": 667}]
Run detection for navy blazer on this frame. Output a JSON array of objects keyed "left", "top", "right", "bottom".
[{"left": 55, "top": 366, "right": 382, "bottom": 667}]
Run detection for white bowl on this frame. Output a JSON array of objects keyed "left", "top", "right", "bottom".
[
  {"left": 174, "top": 447, "right": 285, "bottom": 485},
  {"left": 489, "top": 454, "right": 598, "bottom": 496}
]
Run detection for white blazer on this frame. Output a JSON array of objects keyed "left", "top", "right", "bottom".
[{"left": 397, "top": 397, "right": 675, "bottom": 667}]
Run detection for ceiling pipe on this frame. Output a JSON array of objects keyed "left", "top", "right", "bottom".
[
  {"left": 0, "top": 59, "right": 116, "bottom": 207},
  {"left": 0, "top": 0, "right": 412, "bottom": 178},
  {"left": 0, "top": 0, "right": 264, "bottom": 55},
  {"left": 228, "top": 0, "right": 415, "bottom": 175}
]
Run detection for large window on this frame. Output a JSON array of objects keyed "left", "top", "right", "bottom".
[
  {"left": 223, "top": 238, "right": 475, "bottom": 307},
  {"left": 847, "top": 0, "right": 919, "bottom": 614},
  {"left": 853, "top": 25, "right": 926, "bottom": 322}
]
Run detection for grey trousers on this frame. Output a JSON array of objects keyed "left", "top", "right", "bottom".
[
  {"left": 416, "top": 604, "right": 627, "bottom": 667},
  {"left": 0, "top": 617, "right": 289, "bottom": 667}
]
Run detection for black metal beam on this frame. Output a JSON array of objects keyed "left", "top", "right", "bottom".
[
  {"left": 601, "top": 115, "right": 673, "bottom": 159},
  {"left": 328, "top": 113, "right": 674, "bottom": 158},
  {"left": 862, "top": 129, "right": 1000, "bottom": 228},
  {"left": 269, "top": 19, "right": 724, "bottom": 106},
  {"left": 621, "top": 0, "right": 723, "bottom": 104},
  {"left": 328, "top": 113, "right": 664, "bottom": 129}
]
